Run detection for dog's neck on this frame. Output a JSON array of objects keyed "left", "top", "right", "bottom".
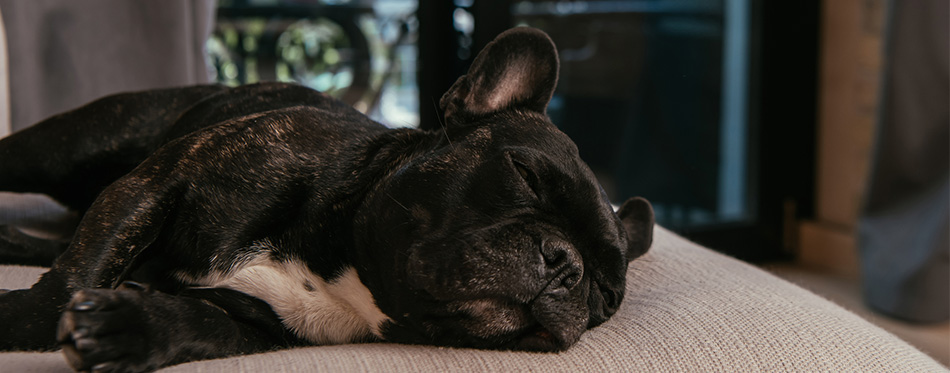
[{"left": 281, "top": 127, "right": 440, "bottom": 277}]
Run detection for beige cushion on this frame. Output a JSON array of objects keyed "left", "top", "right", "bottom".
[{"left": 0, "top": 226, "right": 944, "bottom": 372}]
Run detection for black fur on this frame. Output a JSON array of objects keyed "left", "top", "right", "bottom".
[{"left": 0, "top": 28, "right": 654, "bottom": 371}]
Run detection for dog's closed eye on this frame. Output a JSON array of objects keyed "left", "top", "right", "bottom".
[
  {"left": 513, "top": 159, "right": 532, "bottom": 182},
  {"left": 511, "top": 158, "right": 539, "bottom": 199}
]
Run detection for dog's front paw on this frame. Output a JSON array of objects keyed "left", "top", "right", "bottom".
[{"left": 57, "top": 285, "right": 154, "bottom": 372}]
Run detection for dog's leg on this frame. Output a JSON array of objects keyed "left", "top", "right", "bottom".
[
  {"left": 0, "top": 274, "right": 72, "bottom": 350},
  {"left": 0, "top": 226, "right": 69, "bottom": 266},
  {"left": 0, "top": 85, "right": 227, "bottom": 211},
  {"left": 57, "top": 283, "right": 302, "bottom": 372},
  {"left": 0, "top": 138, "right": 185, "bottom": 351},
  {"left": 0, "top": 161, "right": 180, "bottom": 350}
]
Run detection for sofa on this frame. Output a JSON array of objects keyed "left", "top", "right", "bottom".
[{"left": 0, "top": 193, "right": 944, "bottom": 372}]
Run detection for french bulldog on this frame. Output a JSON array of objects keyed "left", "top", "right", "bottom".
[{"left": 0, "top": 27, "right": 654, "bottom": 372}]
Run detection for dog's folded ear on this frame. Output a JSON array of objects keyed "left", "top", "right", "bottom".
[
  {"left": 440, "top": 27, "right": 559, "bottom": 123},
  {"left": 617, "top": 197, "right": 655, "bottom": 261}
]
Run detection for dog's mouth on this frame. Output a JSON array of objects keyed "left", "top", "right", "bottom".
[
  {"left": 448, "top": 296, "right": 579, "bottom": 352},
  {"left": 504, "top": 309, "right": 580, "bottom": 352},
  {"left": 514, "top": 323, "right": 564, "bottom": 351}
]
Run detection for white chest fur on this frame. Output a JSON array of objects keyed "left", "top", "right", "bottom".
[{"left": 188, "top": 254, "right": 391, "bottom": 344}]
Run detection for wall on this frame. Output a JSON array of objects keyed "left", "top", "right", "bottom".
[{"left": 798, "top": 0, "right": 886, "bottom": 278}]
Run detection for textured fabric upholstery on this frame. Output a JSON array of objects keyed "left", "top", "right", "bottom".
[{"left": 0, "top": 221, "right": 943, "bottom": 372}]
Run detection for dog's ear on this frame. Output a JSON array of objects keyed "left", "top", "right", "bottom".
[
  {"left": 617, "top": 197, "right": 654, "bottom": 260},
  {"left": 440, "top": 27, "right": 558, "bottom": 123}
]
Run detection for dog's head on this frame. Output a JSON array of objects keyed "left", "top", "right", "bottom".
[{"left": 354, "top": 27, "right": 654, "bottom": 351}]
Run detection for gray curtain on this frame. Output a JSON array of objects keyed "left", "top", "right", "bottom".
[
  {"left": 0, "top": 0, "right": 216, "bottom": 132},
  {"left": 858, "top": 0, "right": 949, "bottom": 323}
]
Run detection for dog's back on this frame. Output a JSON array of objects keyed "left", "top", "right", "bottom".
[{"left": 0, "top": 82, "right": 377, "bottom": 212}]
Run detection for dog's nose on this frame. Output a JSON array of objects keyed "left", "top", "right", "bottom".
[{"left": 540, "top": 238, "right": 583, "bottom": 291}]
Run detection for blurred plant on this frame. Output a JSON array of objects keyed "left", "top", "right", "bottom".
[
  {"left": 276, "top": 18, "right": 354, "bottom": 97},
  {"left": 205, "top": 1, "right": 418, "bottom": 126}
]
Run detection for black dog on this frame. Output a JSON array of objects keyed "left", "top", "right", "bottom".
[{"left": 0, "top": 27, "right": 653, "bottom": 372}]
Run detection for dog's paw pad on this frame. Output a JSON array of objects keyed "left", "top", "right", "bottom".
[{"left": 58, "top": 289, "right": 149, "bottom": 372}]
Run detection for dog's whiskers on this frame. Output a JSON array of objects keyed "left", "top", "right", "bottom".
[
  {"left": 430, "top": 97, "right": 452, "bottom": 146},
  {"left": 387, "top": 193, "right": 410, "bottom": 212}
]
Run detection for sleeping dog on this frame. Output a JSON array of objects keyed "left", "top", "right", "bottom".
[{"left": 0, "top": 27, "right": 654, "bottom": 372}]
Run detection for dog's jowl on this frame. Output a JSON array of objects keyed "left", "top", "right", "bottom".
[{"left": 0, "top": 27, "right": 654, "bottom": 372}]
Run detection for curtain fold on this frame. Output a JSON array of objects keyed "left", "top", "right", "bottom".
[
  {"left": 0, "top": 0, "right": 216, "bottom": 132},
  {"left": 858, "top": 0, "right": 949, "bottom": 323}
]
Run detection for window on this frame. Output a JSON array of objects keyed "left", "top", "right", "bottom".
[{"left": 207, "top": 0, "right": 420, "bottom": 127}]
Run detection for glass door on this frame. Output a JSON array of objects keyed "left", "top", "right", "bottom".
[{"left": 419, "top": 0, "right": 819, "bottom": 261}]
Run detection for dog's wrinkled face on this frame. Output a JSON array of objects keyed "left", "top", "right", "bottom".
[{"left": 353, "top": 28, "right": 654, "bottom": 351}]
